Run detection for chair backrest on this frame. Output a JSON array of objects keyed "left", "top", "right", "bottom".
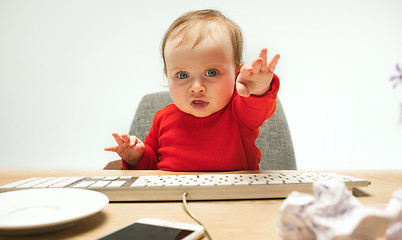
[{"left": 129, "top": 92, "right": 296, "bottom": 170}]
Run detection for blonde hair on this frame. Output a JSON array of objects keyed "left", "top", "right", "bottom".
[{"left": 161, "top": 9, "right": 243, "bottom": 75}]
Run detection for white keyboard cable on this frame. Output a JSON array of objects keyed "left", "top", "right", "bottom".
[{"left": 182, "top": 192, "right": 215, "bottom": 240}]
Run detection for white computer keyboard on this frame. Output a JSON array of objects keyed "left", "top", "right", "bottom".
[{"left": 0, "top": 172, "right": 370, "bottom": 201}]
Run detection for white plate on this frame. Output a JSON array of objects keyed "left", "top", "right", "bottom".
[{"left": 0, "top": 188, "right": 109, "bottom": 236}]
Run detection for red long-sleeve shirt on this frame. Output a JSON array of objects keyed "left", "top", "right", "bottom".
[{"left": 123, "top": 75, "right": 280, "bottom": 171}]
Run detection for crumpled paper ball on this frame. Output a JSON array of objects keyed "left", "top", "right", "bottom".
[
  {"left": 277, "top": 181, "right": 402, "bottom": 240},
  {"left": 386, "top": 189, "right": 402, "bottom": 240}
]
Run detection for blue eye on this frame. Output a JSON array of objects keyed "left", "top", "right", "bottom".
[
  {"left": 206, "top": 69, "right": 218, "bottom": 77},
  {"left": 177, "top": 72, "right": 189, "bottom": 79}
]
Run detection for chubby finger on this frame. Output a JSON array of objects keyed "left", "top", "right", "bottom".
[
  {"left": 130, "top": 136, "right": 139, "bottom": 146},
  {"left": 240, "top": 64, "right": 253, "bottom": 77},
  {"left": 121, "top": 134, "right": 131, "bottom": 143},
  {"left": 112, "top": 133, "right": 123, "bottom": 145},
  {"left": 104, "top": 146, "right": 118, "bottom": 152},
  {"left": 267, "top": 54, "right": 280, "bottom": 73},
  {"left": 259, "top": 48, "right": 268, "bottom": 69},
  {"left": 251, "top": 58, "right": 263, "bottom": 74}
]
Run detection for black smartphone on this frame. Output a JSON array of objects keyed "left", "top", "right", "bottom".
[{"left": 98, "top": 218, "right": 205, "bottom": 240}]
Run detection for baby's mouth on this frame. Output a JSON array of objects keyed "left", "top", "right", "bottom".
[{"left": 191, "top": 100, "right": 209, "bottom": 109}]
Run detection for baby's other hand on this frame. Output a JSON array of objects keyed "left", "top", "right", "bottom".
[
  {"left": 236, "top": 48, "right": 280, "bottom": 97},
  {"left": 104, "top": 133, "right": 145, "bottom": 167}
]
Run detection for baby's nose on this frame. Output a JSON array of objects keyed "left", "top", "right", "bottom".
[{"left": 189, "top": 80, "right": 206, "bottom": 93}]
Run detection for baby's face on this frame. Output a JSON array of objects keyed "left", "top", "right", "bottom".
[{"left": 164, "top": 34, "right": 237, "bottom": 117}]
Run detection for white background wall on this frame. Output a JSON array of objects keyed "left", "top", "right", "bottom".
[{"left": 1, "top": 0, "right": 401, "bottom": 170}]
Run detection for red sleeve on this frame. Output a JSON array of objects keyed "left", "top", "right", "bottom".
[
  {"left": 134, "top": 145, "right": 158, "bottom": 170},
  {"left": 232, "top": 74, "right": 280, "bottom": 129},
  {"left": 121, "top": 158, "right": 131, "bottom": 169}
]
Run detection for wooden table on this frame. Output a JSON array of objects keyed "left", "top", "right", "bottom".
[{"left": 0, "top": 169, "right": 401, "bottom": 240}]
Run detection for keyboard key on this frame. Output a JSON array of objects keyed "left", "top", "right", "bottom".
[
  {"left": 91, "top": 176, "right": 105, "bottom": 180},
  {"left": 106, "top": 181, "right": 126, "bottom": 188},
  {"left": 163, "top": 181, "right": 182, "bottom": 187},
  {"left": 130, "top": 181, "right": 147, "bottom": 188},
  {"left": 104, "top": 176, "right": 119, "bottom": 181},
  {"left": 119, "top": 176, "right": 133, "bottom": 180},
  {"left": 268, "top": 181, "right": 284, "bottom": 185},
  {"left": 181, "top": 181, "right": 198, "bottom": 187},
  {"left": 91, "top": 181, "right": 112, "bottom": 188},
  {"left": 283, "top": 178, "right": 301, "bottom": 184},
  {"left": 73, "top": 181, "right": 96, "bottom": 188}
]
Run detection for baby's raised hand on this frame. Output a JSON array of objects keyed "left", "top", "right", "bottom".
[
  {"left": 104, "top": 133, "right": 145, "bottom": 167},
  {"left": 236, "top": 48, "right": 280, "bottom": 97}
]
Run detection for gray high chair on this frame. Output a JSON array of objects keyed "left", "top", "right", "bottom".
[{"left": 104, "top": 92, "right": 297, "bottom": 170}]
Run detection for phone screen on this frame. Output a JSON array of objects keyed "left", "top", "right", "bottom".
[{"left": 98, "top": 222, "right": 195, "bottom": 240}]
